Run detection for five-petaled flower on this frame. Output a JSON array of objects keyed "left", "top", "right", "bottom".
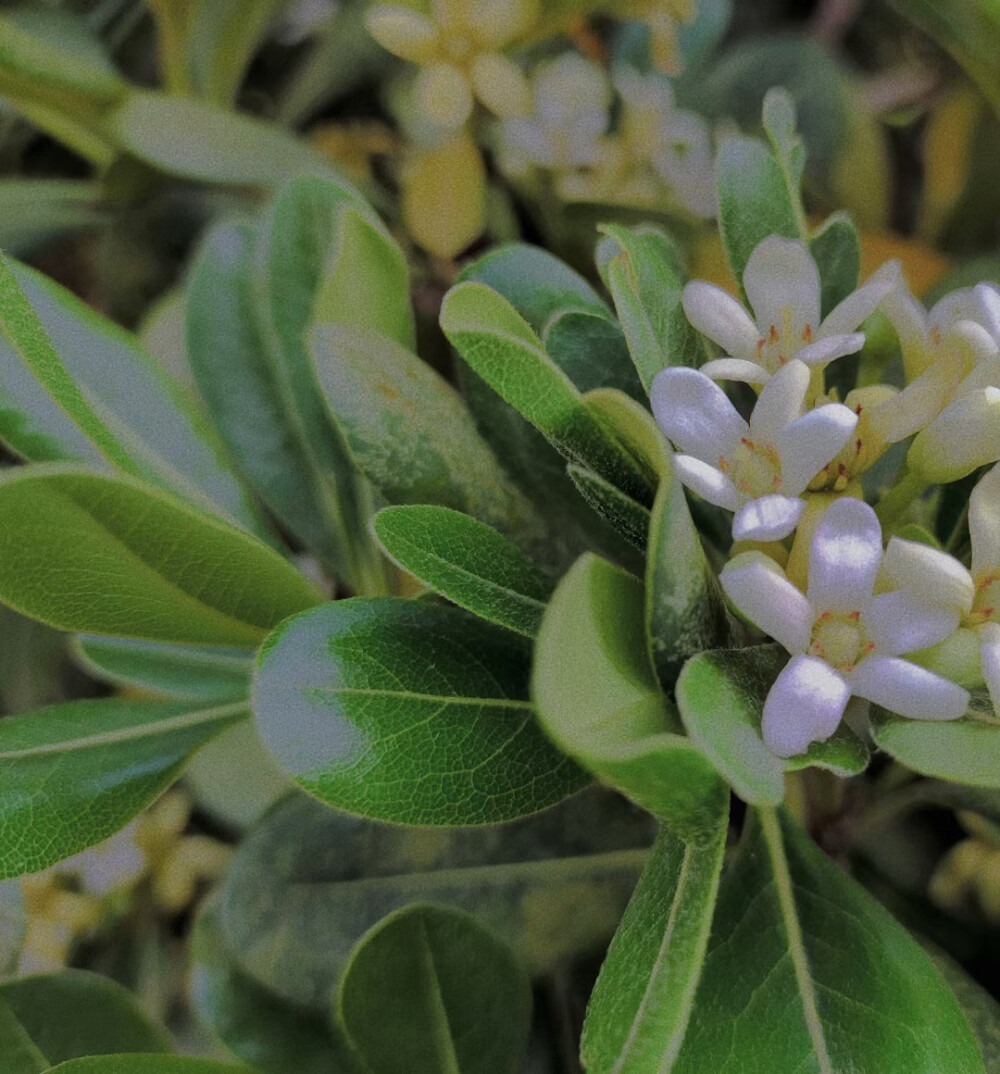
[
  {"left": 650, "top": 358, "right": 858, "bottom": 542},
  {"left": 720, "top": 497, "right": 969, "bottom": 757},
  {"left": 681, "top": 236, "right": 899, "bottom": 386}
]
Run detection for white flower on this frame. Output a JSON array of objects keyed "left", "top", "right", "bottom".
[
  {"left": 682, "top": 236, "right": 899, "bottom": 385},
  {"left": 495, "top": 54, "right": 611, "bottom": 175},
  {"left": 721, "top": 497, "right": 968, "bottom": 757},
  {"left": 873, "top": 280, "right": 1000, "bottom": 445},
  {"left": 650, "top": 358, "right": 857, "bottom": 542},
  {"left": 887, "top": 464, "right": 1000, "bottom": 715},
  {"left": 613, "top": 68, "right": 715, "bottom": 217}
]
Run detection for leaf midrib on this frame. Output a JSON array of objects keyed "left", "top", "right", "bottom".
[{"left": 311, "top": 687, "right": 531, "bottom": 710}]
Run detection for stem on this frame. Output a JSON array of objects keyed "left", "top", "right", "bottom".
[{"left": 874, "top": 469, "right": 930, "bottom": 528}]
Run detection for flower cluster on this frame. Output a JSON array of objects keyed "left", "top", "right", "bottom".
[{"left": 652, "top": 234, "right": 1000, "bottom": 756}]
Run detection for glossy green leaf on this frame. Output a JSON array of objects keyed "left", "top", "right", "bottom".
[
  {"left": 311, "top": 323, "right": 536, "bottom": 536},
  {"left": 253, "top": 599, "right": 585, "bottom": 825},
  {"left": 533, "top": 555, "right": 728, "bottom": 840},
  {"left": 809, "top": 212, "right": 861, "bottom": 319},
  {"left": 337, "top": 904, "right": 532, "bottom": 1074},
  {"left": 871, "top": 690, "right": 1000, "bottom": 787},
  {"left": 676, "top": 646, "right": 870, "bottom": 805},
  {"left": 191, "top": 901, "right": 360, "bottom": 1074},
  {"left": 598, "top": 224, "right": 702, "bottom": 392},
  {"left": 107, "top": 91, "right": 329, "bottom": 186},
  {"left": 0, "top": 466, "right": 317, "bottom": 645},
  {"left": 312, "top": 204, "right": 414, "bottom": 349},
  {"left": 371, "top": 506, "right": 554, "bottom": 637},
  {"left": 645, "top": 455, "right": 730, "bottom": 688},
  {"left": 581, "top": 806, "right": 728, "bottom": 1074},
  {"left": 0, "top": 695, "right": 245, "bottom": 877},
  {"left": 0, "top": 971, "right": 172, "bottom": 1066},
  {"left": 673, "top": 809, "right": 984, "bottom": 1073},
  {"left": 567, "top": 464, "right": 650, "bottom": 550},
  {"left": 73, "top": 636, "right": 253, "bottom": 703},
  {"left": 218, "top": 790, "right": 654, "bottom": 1010},
  {"left": 0, "top": 880, "right": 25, "bottom": 974},
  {"left": 0, "top": 256, "right": 265, "bottom": 538},
  {"left": 45, "top": 1060, "right": 247, "bottom": 1074},
  {"left": 186, "top": 219, "right": 367, "bottom": 580},
  {"left": 441, "top": 281, "right": 653, "bottom": 506},
  {"left": 762, "top": 87, "right": 807, "bottom": 231},
  {"left": 716, "top": 136, "right": 800, "bottom": 296}
]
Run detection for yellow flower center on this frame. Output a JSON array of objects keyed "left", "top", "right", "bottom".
[
  {"left": 721, "top": 437, "right": 783, "bottom": 498},
  {"left": 810, "top": 610, "right": 872, "bottom": 671},
  {"left": 756, "top": 306, "right": 813, "bottom": 374}
]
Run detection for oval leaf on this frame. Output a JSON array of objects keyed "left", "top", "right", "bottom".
[
  {"left": 253, "top": 599, "right": 586, "bottom": 825},
  {"left": 673, "top": 809, "right": 984, "bottom": 1074},
  {"left": 676, "top": 647, "right": 869, "bottom": 805},
  {"left": 0, "top": 466, "right": 318, "bottom": 645},
  {"left": 372, "top": 506, "right": 554, "bottom": 637},
  {"left": 533, "top": 554, "right": 727, "bottom": 841},
  {"left": 336, "top": 905, "right": 532, "bottom": 1074},
  {"left": 0, "top": 696, "right": 245, "bottom": 877}
]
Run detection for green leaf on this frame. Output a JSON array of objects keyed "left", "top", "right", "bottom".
[
  {"left": 371, "top": 506, "right": 554, "bottom": 637},
  {"left": 870, "top": 691, "right": 1000, "bottom": 787},
  {"left": 673, "top": 809, "right": 984, "bottom": 1073},
  {"left": 191, "top": 900, "right": 360, "bottom": 1074},
  {"left": 73, "top": 636, "right": 253, "bottom": 703},
  {"left": 889, "top": 0, "right": 1000, "bottom": 121},
  {"left": 0, "top": 180, "right": 106, "bottom": 256},
  {"left": 761, "top": 87, "right": 807, "bottom": 233},
  {"left": 440, "top": 281, "right": 654, "bottom": 506},
  {"left": 597, "top": 224, "right": 702, "bottom": 393},
  {"left": 676, "top": 647, "right": 870, "bottom": 805},
  {"left": 809, "top": 212, "right": 862, "bottom": 319},
  {"left": 218, "top": 790, "right": 655, "bottom": 1010},
  {"left": 716, "top": 136, "right": 800, "bottom": 296},
  {"left": 581, "top": 807, "right": 728, "bottom": 1074},
  {"left": 646, "top": 457, "right": 731, "bottom": 689},
  {"left": 0, "top": 256, "right": 266, "bottom": 539},
  {"left": 312, "top": 206, "right": 414, "bottom": 350},
  {"left": 106, "top": 91, "right": 330, "bottom": 186},
  {"left": 0, "top": 998, "right": 47, "bottom": 1074},
  {"left": 253, "top": 599, "right": 586, "bottom": 825},
  {"left": 310, "top": 323, "right": 537, "bottom": 536},
  {"left": 0, "top": 466, "right": 318, "bottom": 645},
  {"left": 45, "top": 1060, "right": 247, "bottom": 1074},
  {"left": 567, "top": 465, "right": 650, "bottom": 550},
  {"left": 0, "top": 695, "right": 245, "bottom": 877},
  {"left": 0, "top": 970, "right": 172, "bottom": 1067},
  {"left": 533, "top": 555, "right": 728, "bottom": 840},
  {"left": 0, "top": 880, "right": 25, "bottom": 974},
  {"left": 186, "top": 218, "right": 370, "bottom": 581},
  {"left": 930, "top": 951, "right": 1000, "bottom": 1069},
  {"left": 337, "top": 905, "right": 532, "bottom": 1074}
]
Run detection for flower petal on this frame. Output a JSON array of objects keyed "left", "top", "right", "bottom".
[
  {"left": 971, "top": 464, "right": 1000, "bottom": 579},
  {"left": 795, "top": 332, "right": 865, "bottom": 366},
  {"left": 732, "top": 495, "right": 806, "bottom": 543},
  {"left": 908, "top": 386, "right": 1000, "bottom": 483},
  {"left": 698, "top": 357, "right": 770, "bottom": 384},
  {"left": 871, "top": 348, "right": 966, "bottom": 444},
  {"left": 743, "top": 237, "right": 820, "bottom": 337},
  {"left": 776, "top": 403, "right": 858, "bottom": 495},
  {"left": 847, "top": 654, "right": 969, "bottom": 720},
  {"left": 720, "top": 551, "right": 812, "bottom": 653},
  {"left": 867, "top": 590, "right": 960, "bottom": 657},
  {"left": 980, "top": 622, "right": 1000, "bottom": 716},
  {"left": 807, "top": 496, "right": 882, "bottom": 614},
  {"left": 748, "top": 358, "right": 809, "bottom": 442},
  {"left": 762, "top": 654, "right": 851, "bottom": 757},
  {"left": 672, "top": 454, "right": 740, "bottom": 510},
  {"left": 879, "top": 537, "right": 974, "bottom": 615},
  {"left": 681, "top": 281, "right": 760, "bottom": 359},
  {"left": 365, "top": 5, "right": 440, "bottom": 62},
  {"left": 880, "top": 283, "right": 931, "bottom": 378},
  {"left": 413, "top": 63, "right": 474, "bottom": 128},
  {"left": 818, "top": 260, "right": 900, "bottom": 338},
  {"left": 469, "top": 52, "right": 532, "bottom": 116},
  {"left": 649, "top": 366, "right": 747, "bottom": 462}
]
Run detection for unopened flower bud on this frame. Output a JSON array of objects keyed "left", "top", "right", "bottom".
[{"left": 908, "top": 386, "right": 1000, "bottom": 482}]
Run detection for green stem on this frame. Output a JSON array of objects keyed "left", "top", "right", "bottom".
[{"left": 874, "top": 469, "right": 930, "bottom": 528}]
